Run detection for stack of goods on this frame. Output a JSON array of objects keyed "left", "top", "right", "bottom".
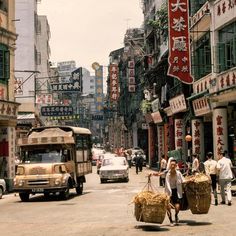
[
  {"left": 183, "top": 173, "right": 211, "bottom": 214},
  {"left": 133, "top": 191, "right": 170, "bottom": 224}
]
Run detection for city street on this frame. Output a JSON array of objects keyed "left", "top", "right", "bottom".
[{"left": 0, "top": 167, "right": 236, "bottom": 236}]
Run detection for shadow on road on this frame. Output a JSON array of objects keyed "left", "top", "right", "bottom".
[
  {"left": 180, "top": 220, "right": 212, "bottom": 226},
  {"left": 135, "top": 225, "right": 169, "bottom": 232},
  {"left": 14, "top": 191, "right": 89, "bottom": 203}
]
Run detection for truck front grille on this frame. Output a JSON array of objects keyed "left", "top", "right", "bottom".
[{"left": 27, "top": 179, "right": 49, "bottom": 186}]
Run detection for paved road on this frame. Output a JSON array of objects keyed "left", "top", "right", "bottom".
[{"left": 0, "top": 167, "right": 236, "bottom": 236}]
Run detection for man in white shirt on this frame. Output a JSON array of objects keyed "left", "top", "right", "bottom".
[
  {"left": 217, "top": 151, "right": 233, "bottom": 206},
  {"left": 192, "top": 154, "right": 200, "bottom": 174},
  {"left": 204, "top": 152, "right": 218, "bottom": 205},
  {"left": 159, "top": 154, "right": 167, "bottom": 187}
]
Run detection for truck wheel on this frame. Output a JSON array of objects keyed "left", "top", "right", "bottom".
[
  {"left": 60, "top": 183, "right": 70, "bottom": 200},
  {"left": 100, "top": 179, "right": 106, "bottom": 184},
  {"left": 76, "top": 181, "right": 83, "bottom": 195},
  {"left": 19, "top": 193, "right": 30, "bottom": 202}
]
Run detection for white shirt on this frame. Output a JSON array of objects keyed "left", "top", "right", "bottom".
[
  {"left": 217, "top": 157, "right": 233, "bottom": 179},
  {"left": 204, "top": 159, "right": 218, "bottom": 175},
  {"left": 192, "top": 158, "right": 199, "bottom": 171},
  {"left": 165, "top": 170, "right": 185, "bottom": 198},
  {"left": 160, "top": 158, "right": 167, "bottom": 170}
]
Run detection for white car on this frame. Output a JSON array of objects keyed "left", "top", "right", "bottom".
[
  {"left": 0, "top": 179, "right": 6, "bottom": 199},
  {"left": 99, "top": 156, "right": 129, "bottom": 183}
]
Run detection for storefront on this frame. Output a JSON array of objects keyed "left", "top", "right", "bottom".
[{"left": 0, "top": 100, "right": 19, "bottom": 190}]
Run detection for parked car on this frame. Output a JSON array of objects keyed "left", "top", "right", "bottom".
[
  {"left": 96, "top": 152, "right": 117, "bottom": 174},
  {"left": 99, "top": 156, "right": 129, "bottom": 183},
  {"left": 92, "top": 148, "right": 105, "bottom": 166},
  {"left": 130, "top": 147, "right": 146, "bottom": 166},
  {"left": 0, "top": 179, "right": 6, "bottom": 199}
]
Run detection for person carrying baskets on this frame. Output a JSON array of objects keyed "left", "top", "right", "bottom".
[{"left": 151, "top": 158, "right": 185, "bottom": 226}]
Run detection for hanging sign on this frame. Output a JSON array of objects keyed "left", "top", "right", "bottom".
[{"left": 167, "top": 0, "right": 193, "bottom": 84}]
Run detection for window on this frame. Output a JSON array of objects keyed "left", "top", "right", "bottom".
[
  {"left": 36, "top": 52, "right": 41, "bottom": 65},
  {"left": 36, "top": 20, "right": 41, "bottom": 35},
  {"left": 192, "top": 32, "right": 211, "bottom": 80},
  {"left": 218, "top": 22, "right": 236, "bottom": 73},
  {"left": 0, "top": 44, "right": 10, "bottom": 83}
]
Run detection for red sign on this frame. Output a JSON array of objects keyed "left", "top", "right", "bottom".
[
  {"left": 109, "top": 64, "right": 119, "bottom": 101},
  {"left": 167, "top": 0, "right": 193, "bottom": 84}
]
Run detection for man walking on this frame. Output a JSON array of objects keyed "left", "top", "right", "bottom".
[
  {"left": 159, "top": 154, "right": 167, "bottom": 187},
  {"left": 204, "top": 152, "right": 218, "bottom": 205},
  {"left": 217, "top": 151, "right": 233, "bottom": 206},
  {"left": 151, "top": 159, "right": 185, "bottom": 226}
]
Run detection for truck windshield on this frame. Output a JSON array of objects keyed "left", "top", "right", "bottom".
[{"left": 22, "top": 149, "right": 64, "bottom": 163}]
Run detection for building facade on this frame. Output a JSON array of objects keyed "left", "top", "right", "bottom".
[{"left": 0, "top": 0, "right": 19, "bottom": 190}]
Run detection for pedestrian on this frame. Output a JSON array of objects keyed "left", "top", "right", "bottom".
[
  {"left": 133, "top": 152, "right": 139, "bottom": 174},
  {"left": 159, "top": 154, "right": 167, "bottom": 187},
  {"left": 125, "top": 149, "right": 132, "bottom": 168},
  {"left": 151, "top": 159, "right": 185, "bottom": 226},
  {"left": 204, "top": 152, "right": 218, "bottom": 205},
  {"left": 138, "top": 151, "right": 144, "bottom": 172},
  {"left": 192, "top": 153, "right": 200, "bottom": 174},
  {"left": 217, "top": 151, "right": 233, "bottom": 206}
]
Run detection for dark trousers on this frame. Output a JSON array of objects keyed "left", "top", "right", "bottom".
[
  {"left": 135, "top": 165, "right": 139, "bottom": 174},
  {"left": 210, "top": 174, "right": 218, "bottom": 200}
]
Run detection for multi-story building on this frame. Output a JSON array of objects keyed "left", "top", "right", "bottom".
[
  {"left": 82, "top": 68, "right": 95, "bottom": 95},
  {"left": 0, "top": 0, "right": 19, "bottom": 190},
  {"left": 15, "top": 0, "right": 50, "bottom": 129},
  {"left": 189, "top": 0, "right": 236, "bottom": 162}
]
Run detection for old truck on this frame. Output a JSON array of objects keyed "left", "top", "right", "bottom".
[{"left": 14, "top": 126, "right": 92, "bottom": 201}]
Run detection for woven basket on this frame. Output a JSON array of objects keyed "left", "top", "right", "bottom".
[
  {"left": 134, "top": 202, "right": 166, "bottom": 224},
  {"left": 184, "top": 180, "right": 211, "bottom": 214}
]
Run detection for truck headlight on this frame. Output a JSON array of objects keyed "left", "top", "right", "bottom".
[
  {"left": 18, "top": 180, "right": 25, "bottom": 187},
  {"left": 55, "top": 179, "right": 61, "bottom": 186}
]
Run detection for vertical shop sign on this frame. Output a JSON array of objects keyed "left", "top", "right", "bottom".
[
  {"left": 191, "top": 119, "right": 204, "bottom": 159},
  {"left": 167, "top": 0, "right": 193, "bottom": 84},
  {"left": 175, "top": 119, "right": 184, "bottom": 150},
  {"left": 213, "top": 108, "right": 228, "bottom": 156},
  {"left": 95, "top": 66, "right": 104, "bottom": 113},
  {"left": 128, "top": 60, "right": 136, "bottom": 92},
  {"left": 109, "top": 64, "right": 119, "bottom": 101},
  {"left": 157, "top": 126, "right": 164, "bottom": 159},
  {"left": 164, "top": 123, "right": 169, "bottom": 159}
]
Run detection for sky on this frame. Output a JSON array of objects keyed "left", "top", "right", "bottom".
[{"left": 38, "top": 0, "right": 144, "bottom": 73}]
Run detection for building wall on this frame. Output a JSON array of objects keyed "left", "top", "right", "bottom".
[
  {"left": 36, "top": 15, "right": 50, "bottom": 92},
  {"left": 15, "top": 0, "right": 38, "bottom": 111},
  {"left": 82, "top": 68, "right": 95, "bottom": 95},
  {"left": 0, "top": 0, "right": 19, "bottom": 190}
]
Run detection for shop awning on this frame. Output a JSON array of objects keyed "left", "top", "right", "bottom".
[{"left": 17, "top": 113, "right": 35, "bottom": 124}]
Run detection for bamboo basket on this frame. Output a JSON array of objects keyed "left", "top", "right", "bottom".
[
  {"left": 133, "top": 191, "right": 169, "bottom": 224},
  {"left": 183, "top": 174, "right": 211, "bottom": 214}
]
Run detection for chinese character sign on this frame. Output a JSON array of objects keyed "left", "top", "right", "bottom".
[
  {"left": 95, "top": 66, "right": 104, "bottom": 113},
  {"left": 175, "top": 119, "right": 184, "bottom": 150},
  {"left": 157, "top": 126, "right": 164, "bottom": 159},
  {"left": 213, "top": 108, "right": 228, "bottom": 156},
  {"left": 109, "top": 64, "right": 119, "bottom": 101},
  {"left": 168, "top": 0, "right": 193, "bottom": 84},
  {"left": 191, "top": 119, "right": 204, "bottom": 159}
]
